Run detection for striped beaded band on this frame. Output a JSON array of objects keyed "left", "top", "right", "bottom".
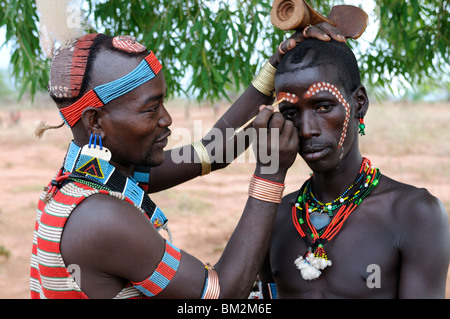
[
  {"left": 248, "top": 174, "right": 285, "bottom": 204},
  {"left": 258, "top": 281, "right": 277, "bottom": 299},
  {"left": 131, "top": 240, "right": 181, "bottom": 297},
  {"left": 62, "top": 141, "right": 169, "bottom": 230},
  {"left": 59, "top": 51, "right": 162, "bottom": 127}
]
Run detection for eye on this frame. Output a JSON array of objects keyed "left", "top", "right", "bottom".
[
  {"left": 282, "top": 109, "right": 299, "bottom": 121},
  {"left": 146, "top": 103, "right": 161, "bottom": 113},
  {"left": 315, "top": 103, "right": 334, "bottom": 113}
]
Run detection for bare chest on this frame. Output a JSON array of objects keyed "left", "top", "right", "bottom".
[{"left": 269, "top": 203, "right": 400, "bottom": 298}]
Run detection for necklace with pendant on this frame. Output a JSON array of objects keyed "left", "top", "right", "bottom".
[{"left": 292, "top": 158, "right": 381, "bottom": 280}]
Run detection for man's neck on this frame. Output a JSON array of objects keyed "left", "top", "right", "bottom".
[
  {"left": 111, "top": 161, "right": 134, "bottom": 179},
  {"left": 310, "top": 149, "right": 363, "bottom": 204}
]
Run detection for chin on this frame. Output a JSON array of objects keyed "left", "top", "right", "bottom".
[
  {"left": 302, "top": 159, "right": 328, "bottom": 173},
  {"left": 145, "top": 150, "right": 166, "bottom": 167},
  {"left": 300, "top": 152, "right": 339, "bottom": 174}
]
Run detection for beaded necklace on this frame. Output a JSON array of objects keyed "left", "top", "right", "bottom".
[
  {"left": 46, "top": 141, "right": 170, "bottom": 238},
  {"left": 291, "top": 157, "right": 381, "bottom": 280}
]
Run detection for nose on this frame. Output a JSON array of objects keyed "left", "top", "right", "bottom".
[
  {"left": 158, "top": 104, "right": 172, "bottom": 127},
  {"left": 298, "top": 110, "right": 320, "bottom": 139}
]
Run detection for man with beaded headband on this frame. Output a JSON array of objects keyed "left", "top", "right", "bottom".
[
  {"left": 257, "top": 38, "right": 450, "bottom": 298},
  {"left": 30, "top": 0, "right": 345, "bottom": 299}
]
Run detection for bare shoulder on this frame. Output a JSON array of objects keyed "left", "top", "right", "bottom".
[
  {"left": 64, "top": 193, "right": 158, "bottom": 244},
  {"left": 278, "top": 190, "right": 298, "bottom": 216},
  {"left": 378, "top": 174, "right": 447, "bottom": 220},
  {"left": 281, "top": 190, "right": 298, "bottom": 205},
  {"left": 61, "top": 193, "right": 164, "bottom": 279},
  {"left": 377, "top": 174, "right": 449, "bottom": 244},
  {"left": 379, "top": 175, "right": 449, "bottom": 299}
]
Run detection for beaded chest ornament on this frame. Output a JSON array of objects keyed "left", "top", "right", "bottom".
[
  {"left": 292, "top": 157, "right": 381, "bottom": 280},
  {"left": 49, "top": 139, "right": 170, "bottom": 237}
]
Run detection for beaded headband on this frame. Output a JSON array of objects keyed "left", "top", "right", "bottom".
[{"left": 59, "top": 51, "right": 163, "bottom": 127}]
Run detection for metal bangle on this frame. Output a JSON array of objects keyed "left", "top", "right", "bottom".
[
  {"left": 191, "top": 140, "right": 212, "bottom": 176},
  {"left": 202, "top": 267, "right": 220, "bottom": 299},
  {"left": 251, "top": 60, "right": 277, "bottom": 96}
]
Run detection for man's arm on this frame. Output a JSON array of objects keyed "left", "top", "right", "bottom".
[
  {"left": 147, "top": 23, "right": 345, "bottom": 193},
  {"left": 147, "top": 84, "right": 273, "bottom": 193},
  {"left": 256, "top": 192, "right": 296, "bottom": 299},
  {"left": 397, "top": 188, "right": 450, "bottom": 298},
  {"left": 61, "top": 107, "right": 300, "bottom": 299},
  {"left": 257, "top": 252, "right": 277, "bottom": 299}
]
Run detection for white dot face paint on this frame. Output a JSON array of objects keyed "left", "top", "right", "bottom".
[
  {"left": 276, "top": 91, "right": 299, "bottom": 104},
  {"left": 304, "top": 82, "right": 350, "bottom": 149}
]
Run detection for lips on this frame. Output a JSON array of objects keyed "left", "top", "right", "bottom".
[
  {"left": 154, "top": 130, "right": 171, "bottom": 147},
  {"left": 300, "top": 144, "right": 330, "bottom": 162}
]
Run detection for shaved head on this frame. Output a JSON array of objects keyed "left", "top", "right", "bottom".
[{"left": 276, "top": 39, "right": 361, "bottom": 95}]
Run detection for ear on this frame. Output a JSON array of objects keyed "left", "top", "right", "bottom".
[
  {"left": 352, "top": 85, "right": 369, "bottom": 118},
  {"left": 80, "top": 107, "right": 105, "bottom": 139}
]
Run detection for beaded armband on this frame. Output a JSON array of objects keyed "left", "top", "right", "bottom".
[
  {"left": 248, "top": 175, "right": 285, "bottom": 204},
  {"left": 191, "top": 140, "right": 212, "bottom": 176},
  {"left": 131, "top": 240, "right": 181, "bottom": 297},
  {"left": 251, "top": 61, "right": 277, "bottom": 96},
  {"left": 258, "top": 282, "right": 277, "bottom": 299}
]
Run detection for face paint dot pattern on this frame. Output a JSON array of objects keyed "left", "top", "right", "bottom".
[
  {"left": 277, "top": 92, "right": 299, "bottom": 104},
  {"left": 304, "top": 82, "right": 350, "bottom": 149}
]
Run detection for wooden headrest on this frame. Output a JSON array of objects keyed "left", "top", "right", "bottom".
[{"left": 271, "top": 0, "right": 368, "bottom": 39}]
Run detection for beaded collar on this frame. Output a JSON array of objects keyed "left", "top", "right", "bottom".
[
  {"left": 292, "top": 157, "right": 381, "bottom": 280},
  {"left": 61, "top": 141, "right": 168, "bottom": 232}
]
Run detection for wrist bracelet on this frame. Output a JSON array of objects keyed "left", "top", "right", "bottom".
[
  {"left": 192, "top": 140, "right": 212, "bottom": 176},
  {"left": 248, "top": 174, "right": 285, "bottom": 203},
  {"left": 201, "top": 263, "right": 220, "bottom": 299},
  {"left": 251, "top": 61, "right": 277, "bottom": 96}
]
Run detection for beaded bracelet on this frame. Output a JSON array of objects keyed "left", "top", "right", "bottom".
[
  {"left": 248, "top": 174, "right": 285, "bottom": 203},
  {"left": 251, "top": 61, "right": 277, "bottom": 96},
  {"left": 191, "top": 140, "right": 212, "bottom": 176}
]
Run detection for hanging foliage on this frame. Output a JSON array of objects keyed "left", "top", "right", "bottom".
[{"left": 0, "top": 0, "right": 448, "bottom": 102}]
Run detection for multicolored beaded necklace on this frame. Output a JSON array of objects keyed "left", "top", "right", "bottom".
[
  {"left": 291, "top": 157, "right": 381, "bottom": 280},
  {"left": 45, "top": 141, "right": 170, "bottom": 239}
]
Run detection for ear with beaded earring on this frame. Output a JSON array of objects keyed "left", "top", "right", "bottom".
[
  {"left": 80, "top": 132, "right": 112, "bottom": 162},
  {"left": 356, "top": 114, "right": 366, "bottom": 136},
  {"left": 353, "top": 86, "right": 369, "bottom": 137}
]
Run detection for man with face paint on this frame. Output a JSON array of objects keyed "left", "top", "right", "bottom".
[
  {"left": 257, "top": 39, "right": 450, "bottom": 299},
  {"left": 31, "top": 0, "right": 350, "bottom": 299}
]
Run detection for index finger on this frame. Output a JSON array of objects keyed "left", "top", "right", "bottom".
[
  {"left": 314, "top": 22, "right": 347, "bottom": 43},
  {"left": 253, "top": 106, "right": 275, "bottom": 129}
]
